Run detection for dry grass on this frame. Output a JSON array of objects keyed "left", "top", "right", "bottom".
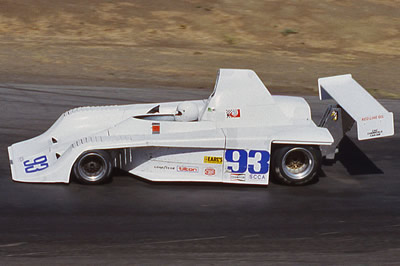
[{"left": 0, "top": 0, "right": 399, "bottom": 97}]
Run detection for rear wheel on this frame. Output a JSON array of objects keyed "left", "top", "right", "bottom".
[
  {"left": 73, "top": 150, "right": 113, "bottom": 185},
  {"left": 271, "top": 145, "right": 321, "bottom": 185}
]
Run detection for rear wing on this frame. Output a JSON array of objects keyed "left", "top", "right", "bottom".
[{"left": 318, "top": 74, "right": 394, "bottom": 140}]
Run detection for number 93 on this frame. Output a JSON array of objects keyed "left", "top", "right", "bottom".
[{"left": 225, "top": 149, "right": 270, "bottom": 174}]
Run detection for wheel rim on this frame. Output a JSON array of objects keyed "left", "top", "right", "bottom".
[
  {"left": 77, "top": 152, "right": 108, "bottom": 182},
  {"left": 281, "top": 147, "right": 314, "bottom": 180}
]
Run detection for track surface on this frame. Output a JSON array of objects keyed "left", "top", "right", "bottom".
[{"left": 0, "top": 84, "right": 399, "bottom": 265}]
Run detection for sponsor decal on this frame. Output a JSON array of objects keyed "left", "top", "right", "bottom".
[
  {"left": 225, "top": 149, "right": 270, "bottom": 174},
  {"left": 330, "top": 111, "right": 338, "bottom": 121},
  {"left": 230, "top": 173, "right": 246, "bottom": 182},
  {"left": 24, "top": 155, "right": 49, "bottom": 173},
  {"left": 177, "top": 166, "right": 199, "bottom": 173},
  {"left": 204, "top": 168, "right": 216, "bottom": 176},
  {"left": 367, "top": 129, "right": 383, "bottom": 137},
  {"left": 204, "top": 156, "right": 223, "bottom": 164},
  {"left": 152, "top": 122, "right": 160, "bottom": 134},
  {"left": 249, "top": 174, "right": 266, "bottom": 180},
  {"left": 361, "top": 115, "right": 384, "bottom": 122},
  {"left": 226, "top": 109, "right": 241, "bottom": 118},
  {"left": 154, "top": 165, "right": 175, "bottom": 171}
]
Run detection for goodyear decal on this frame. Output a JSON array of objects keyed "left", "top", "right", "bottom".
[{"left": 204, "top": 156, "right": 223, "bottom": 164}]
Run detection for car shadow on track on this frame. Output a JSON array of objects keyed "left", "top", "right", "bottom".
[{"left": 323, "top": 136, "right": 383, "bottom": 175}]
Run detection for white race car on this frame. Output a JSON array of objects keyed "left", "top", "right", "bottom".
[{"left": 8, "top": 69, "right": 394, "bottom": 186}]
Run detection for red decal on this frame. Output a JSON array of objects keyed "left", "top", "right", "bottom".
[
  {"left": 361, "top": 115, "right": 384, "bottom": 121},
  {"left": 226, "top": 109, "right": 241, "bottom": 118},
  {"left": 177, "top": 166, "right": 199, "bottom": 173},
  {"left": 204, "top": 168, "right": 216, "bottom": 176},
  {"left": 152, "top": 123, "right": 160, "bottom": 134}
]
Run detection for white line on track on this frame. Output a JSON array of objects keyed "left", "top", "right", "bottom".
[
  {"left": 0, "top": 242, "right": 27, "bottom": 248},
  {"left": 145, "top": 236, "right": 227, "bottom": 245}
]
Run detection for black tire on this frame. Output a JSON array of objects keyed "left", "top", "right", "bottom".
[
  {"left": 72, "top": 150, "right": 113, "bottom": 185},
  {"left": 271, "top": 145, "right": 321, "bottom": 186}
]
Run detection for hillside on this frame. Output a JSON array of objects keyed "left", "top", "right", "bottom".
[{"left": 0, "top": 0, "right": 399, "bottom": 97}]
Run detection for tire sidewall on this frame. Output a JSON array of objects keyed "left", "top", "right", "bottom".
[
  {"left": 73, "top": 150, "right": 113, "bottom": 185},
  {"left": 272, "top": 145, "right": 321, "bottom": 186}
]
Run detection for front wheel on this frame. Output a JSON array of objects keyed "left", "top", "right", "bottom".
[
  {"left": 72, "top": 150, "right": 113, "bottom": 185},
  {"left": 271, "top": 145, "right": 321, "bottom": 186}
]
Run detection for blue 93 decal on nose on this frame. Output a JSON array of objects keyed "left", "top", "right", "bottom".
[
  {"left": 24, "top": 155, "right": 49, "bottom": 173},
  {"left": 225, "top": 149, "right": 270, "bottom": 174}
]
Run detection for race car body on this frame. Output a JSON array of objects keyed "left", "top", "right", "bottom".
[{"left": 8, "top": 69, "right": 394, "bottom": 186}]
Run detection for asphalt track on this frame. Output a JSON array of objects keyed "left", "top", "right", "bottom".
[{"left": 0, "top": 84, "right": 399, "bottom": 265}]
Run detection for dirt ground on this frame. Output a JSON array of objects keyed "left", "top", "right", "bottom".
[{"left": 0, "top": 0, "right": 399, "bottom": 97}]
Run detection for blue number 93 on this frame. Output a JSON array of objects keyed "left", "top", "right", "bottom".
[
  {"left": 225, "top": 149, "right": 269, "bottom": 174},
  {"left": 24, "top": 155, "right": 49, "bottom": 173}
]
